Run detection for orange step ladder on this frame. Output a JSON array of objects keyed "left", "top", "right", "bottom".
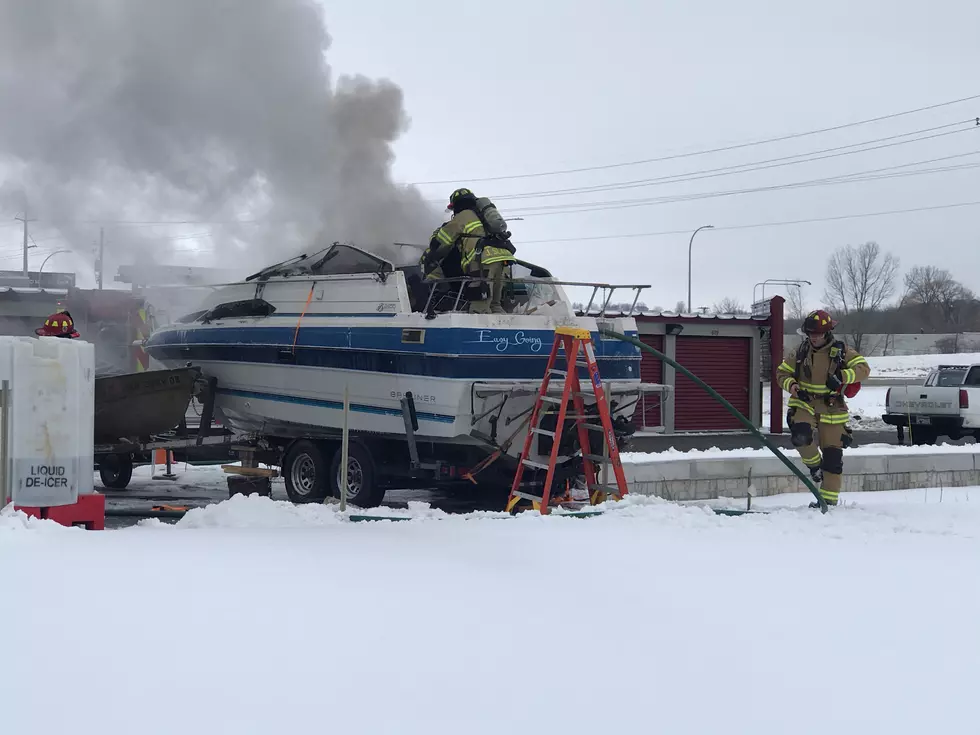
[{"left": 506, "top": 326, "right": 629, "bottom": 514}]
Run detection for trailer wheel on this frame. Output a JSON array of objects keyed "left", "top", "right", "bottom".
[
  {"left": 99, "top": 453, "right": 134, "bottom": 490},
  {"left": 283, "top": 440, "right": 330, "bottom": 503},
  {"left": 330, "top": 440, "right": 384, "bottom": 507}
]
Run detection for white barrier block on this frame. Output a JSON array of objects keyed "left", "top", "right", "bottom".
[{"left": 0, "top": 336, "right": 95, "bottom": 507}]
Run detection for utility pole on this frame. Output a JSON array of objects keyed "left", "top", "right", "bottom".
[
  {"left": 14, "top": 210, "right": 36, "bottom": 279},
  {"left": 97, "top": 227, "right": 104, "bottom": 290}
]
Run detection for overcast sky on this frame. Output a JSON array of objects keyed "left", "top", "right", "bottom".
[
  {"left": 3, "top": 0, "right": 979, "bottom": 314},
  {"left": 324, "top": 0, "right": 980, "bottom": 311}
]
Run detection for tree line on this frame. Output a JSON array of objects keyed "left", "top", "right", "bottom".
[{"left": 708, "top": 241, "right": 978, "bottom": 352}]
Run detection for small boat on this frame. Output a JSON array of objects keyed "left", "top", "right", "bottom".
[{"left": 94, "top": 366, "right": 200, "bottom": 444}]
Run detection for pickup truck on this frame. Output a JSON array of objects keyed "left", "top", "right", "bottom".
[{"left": 882, "top": 364, "right": 980, "bottom": 444}]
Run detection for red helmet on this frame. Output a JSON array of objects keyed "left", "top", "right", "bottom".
[
  {"left": 799, "top": 309, "right": 838, "bottom": 336},
  {"left": 35, "top": 311, "right": 80, "bottom": 338}
]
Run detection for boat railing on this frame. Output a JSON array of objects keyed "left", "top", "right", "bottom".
[{"left": 420, "top": 276, "right": 651, "bottom": 317}]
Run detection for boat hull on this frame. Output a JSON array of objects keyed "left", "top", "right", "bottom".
[
  {"left": 146, "top": 319, "right": 643, "bottom": 459},
  {"left": 94, "top": 367, "right": 199, "bottom": 443}
]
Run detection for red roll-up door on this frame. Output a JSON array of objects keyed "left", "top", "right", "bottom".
[
  {"left": 638, "top": 335, "right": 664, "bottom": 429},
  {"left": 675, "top": 336, "right": 750, "bottom": 430}
]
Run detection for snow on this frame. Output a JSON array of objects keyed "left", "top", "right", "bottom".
[
  {"left": 621, "top": 441, "right": 980, "bottom": 464},
  {"left": 868, "top": 351, "right": 980, "bottom": 378},
  {"left": 2, "top": 491, "right": 979, "bottom": 734}
]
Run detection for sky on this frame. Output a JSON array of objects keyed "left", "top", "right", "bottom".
[{"left": 2, "top": 0, "right": 979, "bottom": 313}]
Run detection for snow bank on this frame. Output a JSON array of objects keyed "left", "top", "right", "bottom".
[{"left": 622, "top": 441, "right": 980, "bottom": 464}]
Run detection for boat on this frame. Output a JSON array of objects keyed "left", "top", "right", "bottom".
[
  {"left": 143, "top": 243, "right": 664, "bottom": 504},
  {"left": 94, "top": 366, "right": 201, "bottom": 444}
]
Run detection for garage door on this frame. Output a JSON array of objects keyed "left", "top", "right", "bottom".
[
  {"left": 638, "top": 335, "right": 664, "bottom": 429},
  {"left": 675, "top": 336, "right": 751, "bottom": 431}
]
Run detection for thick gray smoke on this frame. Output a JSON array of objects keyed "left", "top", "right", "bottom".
[{"left": 0, "top": 0, "right": 440, "bottom": 278}]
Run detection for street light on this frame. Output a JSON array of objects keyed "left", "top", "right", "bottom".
[
  {"left": 752, "top": 278, "right": 812, "bottom": 305},
  {"left": 37, "top": 250, "right": 70, "bottom": 285},
  {"left": 687, "top": 225, "right": 714, "bottom": 313}
]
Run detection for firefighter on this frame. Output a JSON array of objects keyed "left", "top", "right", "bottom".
[
  {"left": 777, "top": 309, "right": 870, "bottom": 508},
  {"left": 421, "top": 188, "right": 515, "bottom": 314},
  {"left": 35, "top": 310, "right": 80, "bottom": 339}
]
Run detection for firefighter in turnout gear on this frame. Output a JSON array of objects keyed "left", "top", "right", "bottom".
[
  {"left": 420, "top": 188, "right": 515, "bottom": 313},
  {"left": 777, "top": 309, "right": 871, "bottom": 507}
]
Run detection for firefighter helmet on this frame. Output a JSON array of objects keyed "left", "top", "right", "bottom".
[
  {"left": 800, "top": 309, "right": 838, "bottom": 336},
  {"left": 447, "top": 187, "right": 476, "bottom": 212},
  {"left": 35, "top": 310, "right": 80, "bottom": 338}
]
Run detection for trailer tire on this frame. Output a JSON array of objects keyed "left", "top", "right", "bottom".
[
  {"left": 283, "top": 440, "right": 330, "bottom": 503},
  {"left": 330, "top": 440, "right": 384, "bottom": 508},
  {"left": 99, "top": 453, "right": 134, "bottom": 490}
]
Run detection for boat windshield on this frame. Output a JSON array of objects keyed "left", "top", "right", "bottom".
[{"left": 247, "top": 243, "right": 394, "bottom": 281}]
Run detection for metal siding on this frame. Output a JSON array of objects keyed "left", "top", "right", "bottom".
[
  {"left": 675, "top": 336, "right": 751, "bottom": 430},
  {"left": 638, "top": 335, "right": 664, "bottom": 428}
]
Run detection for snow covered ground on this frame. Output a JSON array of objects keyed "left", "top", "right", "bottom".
[
  {"left": 867, "top": 351, "right": 980, "bottom": 378},
  {"left": 2, "top": 489, "right": 978, "bottom": 734}
]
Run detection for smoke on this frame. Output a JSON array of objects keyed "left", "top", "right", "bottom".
[{"left": 0, "top": 0, "right": 440, "bottom": 278}]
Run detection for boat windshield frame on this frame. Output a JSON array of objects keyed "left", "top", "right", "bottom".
[{"left": 246, "top": 243, "right": 395, "bottom": 281}]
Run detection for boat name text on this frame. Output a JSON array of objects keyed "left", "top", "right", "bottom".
[{"left": 474, "top": 330, "right": 544, "bottom": 353}]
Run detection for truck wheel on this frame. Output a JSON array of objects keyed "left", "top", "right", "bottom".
[
  {"left": 911, "top": 429, "right": 937, "bottom": 446},
  {"left": 99, "top": 453, "right": 134, "bottom": 490},
  {"left": 283, "top": 440, "right": 329, "bottom": 503},
  {"left": 330, "top": 440, "right": 384, "bottom": 508}
]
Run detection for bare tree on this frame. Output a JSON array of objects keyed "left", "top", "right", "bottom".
[
  {"left": 674, "top": 300, "right": 687, "bottom": 313},
  {"left": 823, "top": 241, "right": 899, "bottom": 351},
  {"left": 785, "top": 285, "right": 808, "bottom": 322},
  {"left": 712, "top": 297, "right": 747, "bottom": 314},
  {"left": 902, "top": 265, "right": 975, "bottom": 327}
]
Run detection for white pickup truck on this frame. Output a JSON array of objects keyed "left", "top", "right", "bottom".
[{"left": 882, "top": 364, "right": 980, "bottom": 444}]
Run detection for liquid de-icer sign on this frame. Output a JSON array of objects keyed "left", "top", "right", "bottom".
[{"left": 0, "top": 336, "right": 95, "bottom": 507}]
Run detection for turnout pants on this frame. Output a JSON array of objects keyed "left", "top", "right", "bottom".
[
  {"left": 468, "top": 261, "right": 507, "bottom": 314},
  {"left": 791, "top": 408, "right": 848, "bottom": 505}
]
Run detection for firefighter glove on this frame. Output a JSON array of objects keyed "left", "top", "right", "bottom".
[
  {"left": 796, "top": 387, "right": 812, "bottom": 402},
  {"left": 826, "top": 371, "right": 843, "bottom": 392}
]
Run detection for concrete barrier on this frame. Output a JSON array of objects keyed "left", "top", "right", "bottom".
[{"left": 624, "top": 450, "right": 980, "bottom": 501}]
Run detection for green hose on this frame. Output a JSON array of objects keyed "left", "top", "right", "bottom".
[{"left": 600, "top": 329, "right": 827, "bottom": 513}]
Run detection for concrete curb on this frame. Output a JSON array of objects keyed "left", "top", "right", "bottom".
[{"left": 624, "top": 450, "right": 980, "bottom": 501}]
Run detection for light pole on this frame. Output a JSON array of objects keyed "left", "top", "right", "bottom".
[
  {"left": 752, "top": 278, "right": 812, "bottom": 305},
  {"left": 687, "top": 225, "right": 713, "bottom": 313},
  {"left": 37, "top": 250, "right": 70, "bottom": 285}
]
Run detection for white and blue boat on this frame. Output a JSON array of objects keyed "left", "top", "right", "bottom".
[{"left": 144, "top": 243, "right": 662, "bottom": 503}]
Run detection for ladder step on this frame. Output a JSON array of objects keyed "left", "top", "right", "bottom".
[
  {"left": 549, "top": 368, "right": 568, "bottom": 377},
  {"left": 540, "top": 396, "right": 563, "bottom": 404},
  {"left": 583, "top": 453, "right": 610, "bottom": 463},
  {"left": 530, "top": 427, "right": 556, "bottom": 437},
  {"left": 522, "top": 459, "right": 551, "bottom": 470},
  {"left": 588, "top": 483, "right": 625, "bottom": 494},
  {"left": 582, "top": 423, "right": 605, "bottom": 432},
  {"left": 512, "top": 491, "right": 544, "bottom": 503}
]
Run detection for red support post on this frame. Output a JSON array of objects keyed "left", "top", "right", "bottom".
[{"left": 768, "top": 295, "right": 785, "bottom": 434}]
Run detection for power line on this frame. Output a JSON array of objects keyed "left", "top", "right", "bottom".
[
  {"left": 410, "top": 93, "right": 980, "bottom": 185},
  {"left": 486, "top": 121, "right": 979, "bottom": 202},
  {"left": 507, "top": 153, "right": 980, "bottom": 217},
  {"left": 518, "top": 200, "right": 980, "bottom": 244}
]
